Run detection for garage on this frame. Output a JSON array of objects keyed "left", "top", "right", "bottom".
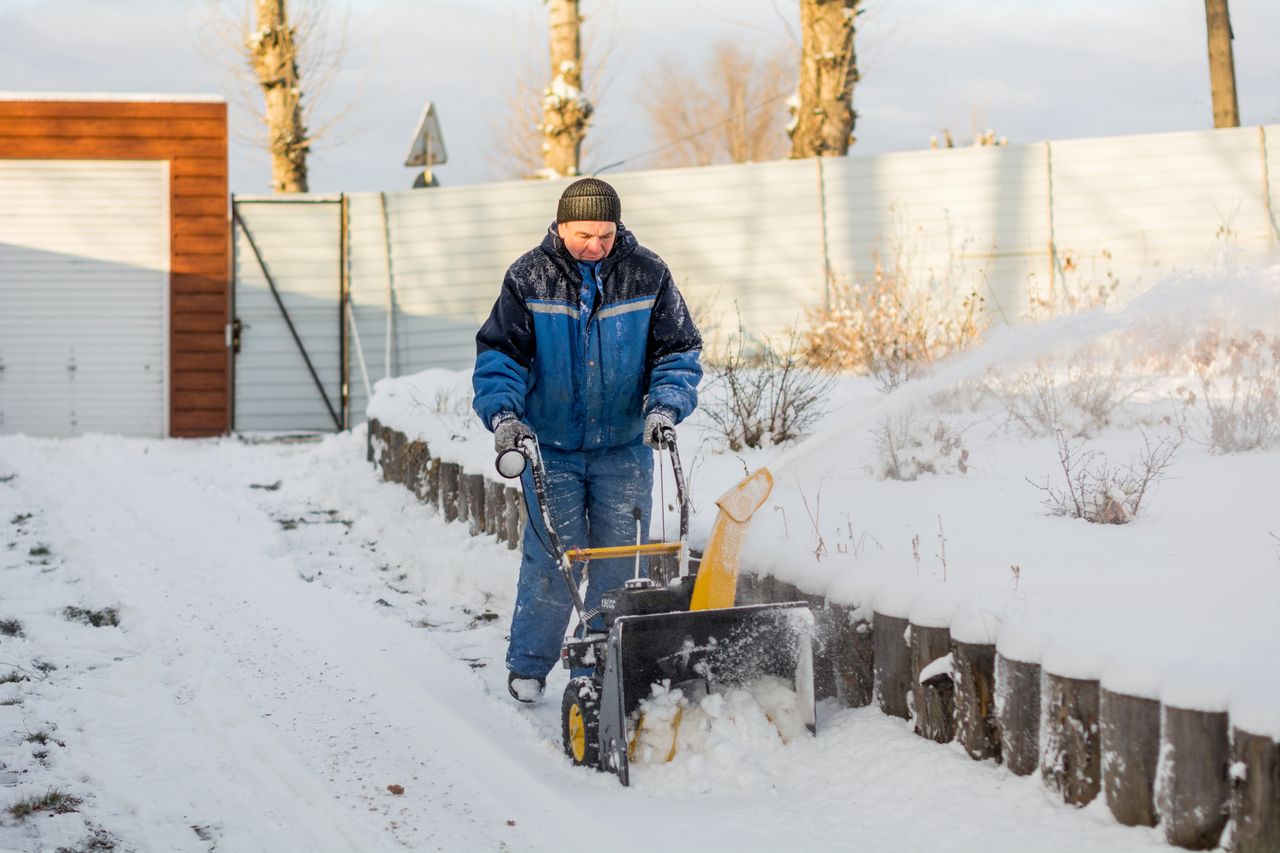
[
  {"left": 0, "top": 93, "right": 231, "bottom": 438},
  {"left": 0, "top": 159, "right": 169, "bottom": 436}
]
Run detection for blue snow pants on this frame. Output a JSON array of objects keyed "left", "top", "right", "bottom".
[{"left": 506, "top": 441, "right": 653, "bottom": 679}]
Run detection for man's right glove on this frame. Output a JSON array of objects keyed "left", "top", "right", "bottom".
[
  {"left": 642, "top": 407, "right": 676, "bottom": 449},
  {"left": 492, "top": 412, "right": 534, "bottom": 455}
]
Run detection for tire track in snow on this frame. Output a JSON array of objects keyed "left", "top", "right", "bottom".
[{"left": 1, "top": 436, "right": 626, "bottom": 852}]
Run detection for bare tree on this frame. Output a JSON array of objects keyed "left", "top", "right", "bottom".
[
  {"left": 642, "top": 40, "right": 794, "bottom": 169},
  {"left": 790, "top": 0, "right": 861, "bottom": 159},
  {"left": 542, "top": 0, "right": 593, "bottom": 177},
  {"left": 247, "top": 0, "right": 310, "bottom": 192},
  {"left": 1204, "top": 0, "right": 1240, "bottom": 128}
]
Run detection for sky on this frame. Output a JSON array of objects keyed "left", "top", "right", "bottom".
[{"left": 1, "top": 0, "right": 1278, "bottom": 195}]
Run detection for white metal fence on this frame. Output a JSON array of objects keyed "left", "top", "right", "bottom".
[{"left": 232, "top": 124, "right": 1280, "bottom": 431}]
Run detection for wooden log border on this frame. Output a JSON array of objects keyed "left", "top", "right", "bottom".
[{"left": 366, "top": 420, "right": 1276, "bottom": 849}]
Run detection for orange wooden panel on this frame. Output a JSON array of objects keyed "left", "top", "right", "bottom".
[
  {"left": 0, "top": 101, "right": 225, "bottom": 121},
  {"left": 170, "top": 333, "right": 226, "bottom": 354},
  {"left": 172, "top": 273, "right": 229, "bottom": 296},
  {"left": 172, "top": 351, "right": 229, "bottom": 371},
  {"left": 172, "top": 313, "right": 227, "bottom": 333},
  {"left": 172, "top": 195, "right": 227, "bottom": 218},
  {"left": 172, "top": 296, "right": 229, "bottom": 320},
  {"left": 170, "top": 410, "right": 229, "bottom": 436},
  {"left": 172, "top": 215, "right": 228, "bottom": 237},
  {"left": 172, "top": 389, "right": 230, "bottom": 410},
  {"left": 0, "top": 137, "right": 225, "bottom": 160},
  {"left": 171, "top": 158, "right": 228, "bottom": 179},
  {"left": 173, "top": 233, "right": 229, "bottom": 256},
  {"left": 1, "top": 117, "right": 226, "bottom": 140},
  {"left": 173, "top": 175, "right": 228, "bottom": 197},
  {"left": 177, "top": 370, "right": 229, "bottom": 391}
]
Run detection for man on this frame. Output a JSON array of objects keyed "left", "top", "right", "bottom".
[{"left": 472, "top": 178, "right": 702, "bottom": 703}]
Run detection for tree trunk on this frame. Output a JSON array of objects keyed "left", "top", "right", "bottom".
[
  {"left": 1100, "top": 688, "right": 1160, "bottom": 827},
  {"left": 1231, "top": 726, "right": 1280, "bottom": 853},
  {"left": 1204, "top": 0, "right": 1240, "bottom": 128},
  {"left": 1041, "top": 674, "right": 1101, "bottom": 806},
  {"left": 1157, "top": 705, "right": 1230, "bottom": 850},
  {"left": 790, "top": 0, "right": 860, "bottom": 158},
  {"left": 873, "top": 612, "right": 911, "bottom": 720},
  {"left": 910, "top": 624, "right": 954, "bottom": 743},
  {"left": 248, "top": 0, "right": 309, "bottom": 192},
  {"left": 542, "top": 0, "right": 592, "bottom": 178},
  {"left": 953, "top": 641, "right": 1000, "bottom": 761}
]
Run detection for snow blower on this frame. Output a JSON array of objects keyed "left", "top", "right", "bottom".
[{"left": 497, "top": 429, "right": 815, "bottom": 786}]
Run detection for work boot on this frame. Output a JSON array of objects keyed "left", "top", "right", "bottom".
[{"left": 508, "top": 672, "right": 546, "bottom": 703}]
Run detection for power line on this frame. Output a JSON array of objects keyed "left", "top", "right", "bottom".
[{"left": 592, "top": 88, "right": 794, "bottom": 176}]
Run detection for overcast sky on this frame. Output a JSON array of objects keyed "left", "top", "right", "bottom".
[{"left": 2, "top": 0, "right": 1278, "bottom": 195}]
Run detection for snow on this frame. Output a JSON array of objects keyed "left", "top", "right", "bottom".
[{"left": 2, "top": 261, "right": 1278, "bottom": 850}]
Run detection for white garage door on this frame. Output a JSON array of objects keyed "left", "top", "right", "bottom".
[{"left": 0, "top": 160, "right": 169, "bottom": 438}]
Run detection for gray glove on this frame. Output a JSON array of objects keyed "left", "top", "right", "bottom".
[
  {"left": 493, "top": 413, "right": 534, "bottom": 455},
  {"left": 643, "top": 407, "right": 676, "bottom": 449}
]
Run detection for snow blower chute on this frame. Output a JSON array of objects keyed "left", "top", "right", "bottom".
[{"left": 498, "top": 429, "right": 815, "bottom": 786}]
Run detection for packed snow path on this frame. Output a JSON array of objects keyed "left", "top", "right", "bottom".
[{"left": 0, "top": 432, "right": 1167, "bottom": 852}]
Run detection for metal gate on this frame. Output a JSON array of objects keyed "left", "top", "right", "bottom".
[{"left": 232, "top": 195, "right": 348, "bottom": 432}]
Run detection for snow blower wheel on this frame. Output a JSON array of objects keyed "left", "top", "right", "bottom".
[{"left": 562, "top": 677, "right": 602, "bottom": 769}]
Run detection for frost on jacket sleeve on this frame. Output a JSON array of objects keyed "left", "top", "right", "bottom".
[
  {"left": 472, "top": 275, "right": 535, "bottom": 430},
  {"left": 645, "top": 270, "right": 703, "bottom": 422}
]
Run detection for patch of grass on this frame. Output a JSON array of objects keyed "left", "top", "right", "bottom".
[
  {"left": 7, "top": 788, "right": 82, "bottom": 820},
  {"left": 0, "top": 619, "right": 24, "bottom": 637},
  {"left": 32, "top": 659, "right": 57, "bottom": 674},
  {"left": 0, "top": 697, "right": 22, "bottom": 706},
  {"left": 63, "top": 606, "right": 120, "bottom": 628},
  {"left": 28, "top": 544, "right": 51, "bottom": 558},
  {"left": 0, "top": 474, "right": 15, "bottom": 484},
  {"left": 25, "top": 729, "right": 64, "bottom": 747},
  {"left": 249, "top": 480, "right": 282, "bottom": 491},
  {"left": 0, "top": 671, "right": 28, "bottom": 684},
  {"left": 56, "top": 825, "right": 119, "bottom": 852},
  {"left": 10, "top": 512, "right": 31, "bottom": 525}
]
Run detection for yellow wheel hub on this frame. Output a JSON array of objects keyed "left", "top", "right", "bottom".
[{"left": 568, "top": 702, "right": 586, "bottom": 762}]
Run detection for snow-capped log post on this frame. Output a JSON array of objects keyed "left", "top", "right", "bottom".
[
  {"left": 829, "top": 603, "right": 874, "bottom": 708},
  {"left": 1041, "top": 672, "right": 1102, "bottom": 806},
  {"left": 367, "top": 418, "right": 377, "bottom": 463},
  {"left": 463, "top": 473, "right": 486, "bottom": 537},
  {"left": 734, "top": 571, "right": 762, "bottom": 605},
  {"left": 910, "top": 622, "right": 955, "bottom": 743},
  {"left": 484, "top": 480, "right": 503, "bottom": 537},
  {"left": 1099, "top": 687, "right": 1160, "bottom": 828},
  {"left": 424, "top": 455, "right": 441, "bottom": 509},
  {"left": 1156, "top": 702, "right": 1230, "bottom": 850},
  {"left": 873, "top": 612, "right": 911, "bottom": 720},
  {"left": 402, "top": 440, "right": 431, "bottom": 502},
  {"left": 503, "top": 487, "right": 522, "bottom": 550},
  {"left": 995, "top": 641, "right": 1042, "bottom": 776},
  {"left": 803, "top": 594, "right": 839, "bottom": 702},
  {"left": 439, "top": 461, "right": 461, "bottom": 523},
  {"left": 1230, "top": 725, "right": 1280, "bottom": 853},
  {"left": 952, "top": 640, "right": 1000, "bottom": 762}
]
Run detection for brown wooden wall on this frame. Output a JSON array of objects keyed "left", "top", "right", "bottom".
[{"left": 0, "top": 98, "right": 230, "bottom": 437}]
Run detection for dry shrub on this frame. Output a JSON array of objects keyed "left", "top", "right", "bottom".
[
  {"left": 983, "top": 351, "right": 1152, "bottom": 439},
  {"left": 1181, "top": 330, "right": 1280, "bottom": 453},
  {"left": 874, "top": 410, "right": 970, "bottom": 481},
  {"left": 804, "top": 262, "right": 986, "bottom": 391},
  {"left": 1031, "top": 429, "right": 1181, "bottom": 524},
  {"left": 1025, "top": 249, "right": 1122, "bottom": 321},
  {"left": 703, "top": 325, "right": 835, "bottom": 451}
]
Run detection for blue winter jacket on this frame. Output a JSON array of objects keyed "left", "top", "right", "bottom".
[{"left": 473, "top": 222, "right": 702, "bottom": 451}]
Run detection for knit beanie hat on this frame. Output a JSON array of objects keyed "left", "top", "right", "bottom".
[{"left": 556, "top": 178, "right": 621, "bottom": 224}]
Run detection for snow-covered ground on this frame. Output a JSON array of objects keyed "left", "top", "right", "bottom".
[
  {"left": 0, "top": 264, "right": 1275, "bottom": 851},
  {"left": 1, "top": 432, "right": 1168, "bottom": 852}
]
